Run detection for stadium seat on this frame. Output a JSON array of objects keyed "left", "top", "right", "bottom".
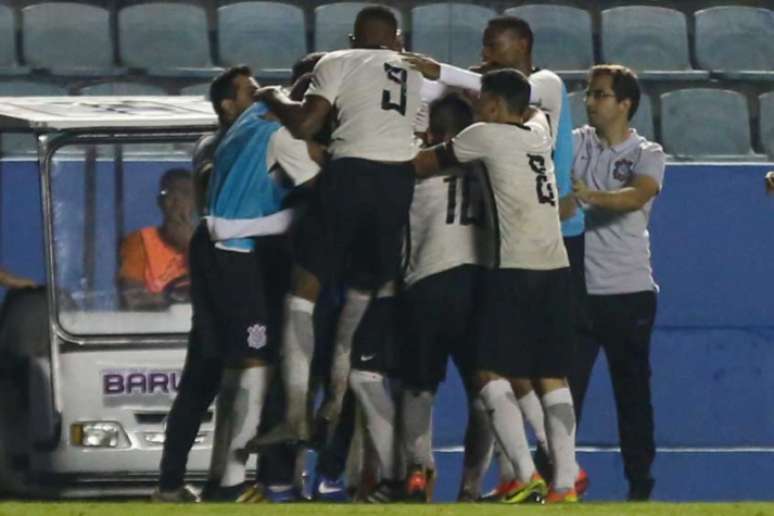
[
  {"left": 412, "top": 3, "right": 495, "bottom": 68},
  {"left": 0, "top": 4, "right": 26, "bottom": 75},
  {"left": 567, "top": 90, "right": 654, "bottom": 141},
  {"left": 0, "top": 81, "right": 67, "bottom": 157},
  {"left": 315, "top": 3, "right": 402, "bottom": 52},
  {"left": 119, "top": 2, "right": 221, "bottom": 77},
  {"left": 22, "top": 3, "right": 117, "bottom": 76},
  {"left": 504, "top": 5, "right": 592, "bottom": 80},
  {"left": 179, "top": 82, "right": 209, "bottom": 96},
  {"left": 695, "top": 7, "right": 774, "bottom": 80},
  {"left": 759, "top": 92, "right": 774, "bottom": 159},
  {"left": 79, "top": 81, "right": 168, "bottom": 96},
  {"left": 660, "top": 89, "right": 765, "bottom": 161},
  {"left": 218, "top": 2, "right": 305, "bottom": 74},
  {"left": 600, "top": 7, "right": 708, "bottom": 81}
]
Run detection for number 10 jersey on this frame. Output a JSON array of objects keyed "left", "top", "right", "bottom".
[{"left": 305, "top": 48, "right": 423, "bottom": 162}]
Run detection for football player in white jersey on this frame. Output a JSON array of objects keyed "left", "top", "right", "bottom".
[
  {"left": 255, "top": 5, "right": 423, "bottom": 501},
  {"left": 413, "top": 69, "right": 579, "bottom": 504}
]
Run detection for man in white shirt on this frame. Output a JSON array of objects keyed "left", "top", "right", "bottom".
[{"left": 413, "top": 69, "right": 579, "bottom": 504}]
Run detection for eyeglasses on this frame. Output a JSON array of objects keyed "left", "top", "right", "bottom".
[{"left": 584, "top": 89, "right": 617, "bottom": 100}]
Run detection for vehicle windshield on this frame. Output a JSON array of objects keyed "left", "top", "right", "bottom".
[{"left": 50, "top": 142, "right": 198, "bottom": 337}]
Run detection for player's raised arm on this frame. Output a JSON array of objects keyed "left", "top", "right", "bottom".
[
  {"left": 255, "top": 86, "right": 332, "bottom": 141},
  {"left": 413, "top": 143, "right": 456, "bottom": 179}
]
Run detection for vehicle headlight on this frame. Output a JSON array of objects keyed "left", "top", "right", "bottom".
[{"left": 71, "top": 422, "right": 129, "bottom": 448}]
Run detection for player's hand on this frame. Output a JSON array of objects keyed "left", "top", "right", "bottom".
[
  {"left": 254, "top": 86, "right": 280, "bottom": 102},
  {"left": 0, "top": 272, "right": 37, "bottom": 289},
  {"left": 766, "top": 171, "right": 774, "bottom": 195},
  {"left": 400, "top": 52, "right": 441, "bottom": 80}
]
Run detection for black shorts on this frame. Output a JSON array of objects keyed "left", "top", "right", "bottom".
[
  {"left": 351, "top": 296, "right": 400, "bottom": 375},
  {"left": 475, "top": 267, "right": 575, "bottom": 379},
  {"left": 194, "top": 229, "right": 290, "bottom": 367},
  {"left": 400, "top": 265, "right": 482, "bottom": 391},
  {"left": 292, "top": 158, "right": 415, "bottom": 290}
]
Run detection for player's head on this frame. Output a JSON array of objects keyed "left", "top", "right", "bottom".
[
  {"left": 479, "top": 68, "right": 531, "bottom": 123},
  {"left": 209, "top": 65, "right": 258, "bottom": 125},
  {"left": 481, "top": 16, "right": 533, "bottom": 69},
  {"left": 158, "top": 168, "right": 194, "bottom": 221},
  {"left": 585, "top": 64, "right": 641, "bottom": 129},
  {"left": 291, "top": 52, "right": 326, "bottom": 84},
  {"left": 350, "top": 6, "right": 400, "bottom": 50},
  {"left": 428, "top": 92, "right": 474, "bottom": 145}
]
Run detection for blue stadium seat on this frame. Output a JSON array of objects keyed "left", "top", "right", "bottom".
[
  {"left": 79, "top": 81, "right": 167, "bottom": 96},
  {"left": 0, "top": 81, "right": 67, "bottom": 157},
  {"left": 315, "top": 3, "right": 402, "bottom": 52},
  {"left": 179, "top": 82, "right": 209, "bottom": 96},
  {"left": 504, "top": 5, "right": 592, "bottom": 80},
  {"left": 119, "top": 2, "right": 221, "bottom": 77},
  {"left": 218, "top": 2, "right": 305, "bottom": 74},
  {"left": 759, "top": 92, "right": 774, "bottom": 159},
  {"left": 22, "top": 3, "right": 117, "bottom": 76},
  {"left": 412, "top": 3, "right": 494, "bottom": 68},
  {"left": 601, "top": 7, "right": 708, "bottom": 81},
  {"left": 695, "top": 7, "right": 774, "bottom": 80},
  {"left": 0, "top": 4, "right": 26, "bottom": 75},
  {"left": 661, "top": 89, "right": 765, "bottom": 161},
  {"left": 567, "top": 90, "right": 654, "bottom": 141}
]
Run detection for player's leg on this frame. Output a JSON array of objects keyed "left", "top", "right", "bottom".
[
  {"left": 534, "top": 378, "right": 578, "bottom": 503},
  {"left": 600, "top": 292, "right": 657, "bottom": 501}
]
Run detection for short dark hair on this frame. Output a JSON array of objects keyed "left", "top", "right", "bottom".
[
  {"left": 429, "top": 92, "right": 474, "bottom": 139},
  {"left": 481, "top": 68, "right": 531, "bottom": 115},
  {"left": 354, "top": 5, "right": 398, "bottom": 38},
  {"left": 209, "top": 65, "right": 252, "bottom": 120},
  {"left": 589, "top": 64, "right": 641, "bottom": 121},
  {"left": 487, "top": 16, "right": 533, "bottom": 53},
  {"left": 159, "top": 168, "right": 192, "bottom": 195},
  {"left": 291, "top": 52, "right": 326, "bottom": 84}
]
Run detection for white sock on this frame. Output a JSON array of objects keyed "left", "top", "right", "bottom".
[
  {"left": 542, "top": 387, "right": 577, "bottom": 491},
  {"left": 319, "top": 289, "right": 370, "bottom": 423},
  {"left": 349, "top": 368, "right": 397, "bottom": 481},
  {"left": 281, "top": 295, "right": 315, "bottom": 440},
  {"left": 518, "top": 390, "right": 550, "bottom": 456},
  {"left": 401, "top": 390, "right": 434, "bottom": 468},
  {"left": 219, "top": 366, "right": 271, "bottom": 487},
  {"left": 495, "top": 441, "right": 516, "bottom": 483},
  {"left": 479, "top": 379, "right": 535, "bottom": 483},
  {"left": 459, "top": 397, "right": 495, "bottom": 498}
]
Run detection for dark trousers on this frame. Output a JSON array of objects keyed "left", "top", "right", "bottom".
[{"left": 569, "top": 291, "right": 657, "bottom": 495}]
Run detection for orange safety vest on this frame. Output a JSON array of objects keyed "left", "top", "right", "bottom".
[{"left": 139, "top": 227, "right": 187, "bottom": 294}]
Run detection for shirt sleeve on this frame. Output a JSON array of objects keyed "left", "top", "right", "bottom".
[
  {"left": 118, "top": 231, "right": 146, "bottom": 283},
  {"left": 450, "top": 123, "right": 490, "bottom": 163},
  {"left": 439, "top": 64, "right": 481, "bottom": 92},
  {"left": 634, "top": 144, "right": 666, "bottom": 191},
  {"left": 571, "top": 128, "right": 585, "bottom": 181},
  {"left": 305, "top": 54, "right": 343, "bottom": 106},
  {"left": 266, "top": 127, "right": 320, "bottom": 186}
]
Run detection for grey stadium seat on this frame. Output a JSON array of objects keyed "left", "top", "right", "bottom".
[
  {"left": 505, "top": 5, "right": 592, "bottom": 80},
  {"left": 0, "top": 81, "right": 67, "bottom": 157},
  {"left": 179, "top": 82, "right": 209, "bottom": 96},
  {"left": 315, "top": 3, "right": 402, "bottom": 52},
  {"left": 219, "top": 2, "right": 305, "bottom": 74},
  {"left": 79, "top": 81, "right": 167, "bottom": 96},
  {"left": 22, "top": 3, "right": 117, "bottom": 76},
  {"left": 695, "top": 7, "right": 774, "bottom": 80},
  {"left": 661, "top": 89, "right": 764, "bottom": 161},
  {"left": 412, "top": 3, "right": 494, "bottom": 68},
  {"left": 601, "top": 7, "right": 708, "bottom": 81},
  {"left": 119, "top": 2, "right": 220, "bottom": 77},
  {"left": 759, "top": 92, "right": 774, "bottom": 159},
  {"left": 0, "top": 4, "right": 26, "bottom": 75},
  {"left": 567, "top": 90, "right": 654, "bottom": 141}
]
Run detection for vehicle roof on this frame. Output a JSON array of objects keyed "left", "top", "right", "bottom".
[{"left": 0, "top": 96, "right": 217, "bottom": 131}]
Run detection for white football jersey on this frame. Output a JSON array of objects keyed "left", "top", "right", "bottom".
[
  {"left": 449, "top": 110, "right": 568, "bottom": 270},
  {"left": 404, "top": 163, "right": 491, "bottom": 287},
  {"left": 306, "top": 48, "right": 423, "bottom": 162}
]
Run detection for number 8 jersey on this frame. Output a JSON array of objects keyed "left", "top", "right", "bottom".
[
  {"left": 444, "top": 109, "right": 569, "bottom": 271},
  {"left": 305, "top": 48, "right": 423, "bottom": 162}
]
